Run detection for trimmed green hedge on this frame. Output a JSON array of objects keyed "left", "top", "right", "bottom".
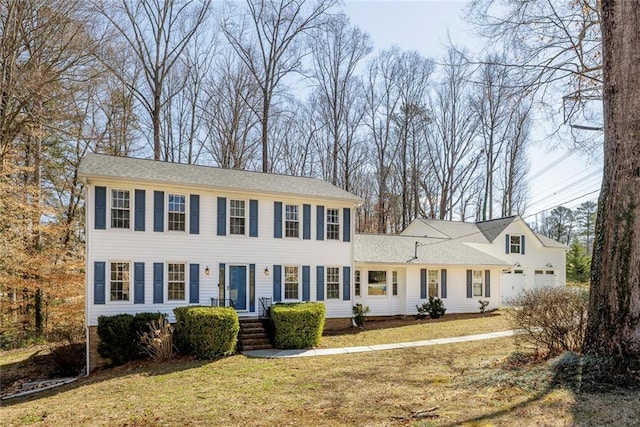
[
  {"left": 97, "top": 312, "right": 165, "bottom": 366},
  {"left": 173, "top": 306, "right": 239, "bottom": 359},
  {"left": 271, "top": 302, "right": 325, "bottom": 349}
]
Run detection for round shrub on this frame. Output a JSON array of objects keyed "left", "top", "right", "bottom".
[
  {"left": 271, "top": 302, "right": 326, "bottom": 349},
  {"left": 97, "top": 314, "right": 135, "bottom": 366},
  {"left": 173, "top": 306, "right": 239, "bottom": 359}
]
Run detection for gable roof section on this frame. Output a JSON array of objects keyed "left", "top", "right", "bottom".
[
  {"left": 79, "top": 154, "right": 362, "bottom": 203},
  {"left": 410, "top": 218, "right": 488, "bottom": 243},
  {"left": 476, "top": 216, "right": 517, "bottom": 242},
  {"left": 355, "top": 234, "right": 510, "bottom": 266}
]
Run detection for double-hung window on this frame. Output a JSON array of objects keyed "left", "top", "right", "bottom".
[
  {"left": 392, "top": 271, "right": 398, "bottom": 296},
  {"left": 284, "top": 266, "right": 299, "bottom": 299},
  {"left": 326, "top": 208, "right": 340, "bottom": 240},
  {"left": 428, "top": 270, "right": 439, "bottom": 297},
  {"left": 230, "top": 200, "right": 246, "bottom": 235},
  {"left": 326, "top": 267, "right": 340, "bottom": 299},
  {"left": 111, "top": 189, "right": 130, "bottom": 229},
  {"left": 168, "top": 194, "right": 186, "bottom": 231},
  {"left": 472, "top": 270, "right": 483, "bottom": 296},
  {"left": 168, "top": 263, "right": 186, "bottom": 300},
  {"left": 510, "top": 235, "right": 522, "bottom": 254},
  {"left": 110, "top": 262, "right": 130, "bottom": 301},
  {"left": 354, "top": 270, "right": 361, "bottom": 297},
  {"left": 285, "top": 205, "right": 299, "bottom": 238}
]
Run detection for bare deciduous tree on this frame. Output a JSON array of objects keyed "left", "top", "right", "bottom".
[
  {"left": 221, "top": 0, "right": 338, "bottom": 173},
  {"left": 309, "top": 13, "right": 372, "bottom": 187},
  {"left": 95, "top": 0, "right": 211, "bottom": 160}
]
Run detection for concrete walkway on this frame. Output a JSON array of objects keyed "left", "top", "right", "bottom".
[{"left": 243, "top": 329, "right": 518, "bottom": 358}]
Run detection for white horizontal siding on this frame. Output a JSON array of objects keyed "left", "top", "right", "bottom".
[
  {"left": 358, "top": 265, "right": 503, "bottom": 317},
  {"left": 86, "top": 183, "right": 356, "bottom": 325}
]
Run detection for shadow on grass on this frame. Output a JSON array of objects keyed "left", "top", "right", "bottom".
[
  {"left": 440, "top": 352, "right": 640, "bottom": 427},
  {"left": 0, "top": 352, "right": 221, "bottom": 407}
]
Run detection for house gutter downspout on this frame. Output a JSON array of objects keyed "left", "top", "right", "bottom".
[{"left": 80, "top": 177, "right": 90, "bottom": 377}]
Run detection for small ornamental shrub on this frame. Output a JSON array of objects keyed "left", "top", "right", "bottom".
[
  {"left": 138, "top": 315, "right": 176, "bottom": 361},
  {"left": 271, "top": 302, "right": 325, "bottom": 349},
  {"left": 173, "top": 306, "right": 239, "bottom": 359},
  {"left": 97, "top": 314, "right": 135, "bottom": 366},
  {"left": 479, "top": 299, "right": 490, "bottom": 314},
  {"left": 508, "top": 286, "right": 588, "bottom": 357},
  {"left": 416, "top": 297, "right": 447, "bottom": 319},
  {"left": 352, "top": 303, "right": 371, "bottom": 328}
]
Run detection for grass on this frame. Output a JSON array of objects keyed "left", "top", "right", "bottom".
[
  {"left": 2, "top": 313, "right": 639, "bottom": 426},
  {"left": 320, "top": 311, "right": 511, "bottom": 348}
]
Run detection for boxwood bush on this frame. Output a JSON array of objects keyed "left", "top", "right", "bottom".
[
  {"left": 271, "top": 302, "right": 325, "bottom": 349},
  {"left": 173, "top": 306, "right": 239, "bottom": 359},
  {"left": 97, "top": 312, "right": 165, "bottom": 366}
]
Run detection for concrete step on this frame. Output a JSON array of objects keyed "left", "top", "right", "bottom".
[{"left": 242, "top": 343, "right": 274, "bottom": 351}]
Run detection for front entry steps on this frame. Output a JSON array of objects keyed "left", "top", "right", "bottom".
[{"left": 238, "top": 318, "right": 272, "bottom": 351}]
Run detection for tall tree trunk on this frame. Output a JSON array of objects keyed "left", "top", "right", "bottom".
[{"left": 583, "top": 0, "right": 640, "bottom": 370}]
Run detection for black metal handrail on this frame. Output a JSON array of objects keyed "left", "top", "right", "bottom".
[
  {"left": 211, "top": 298, "right": 235, "bottom": 308},
  {"left": 259, "top": 297, "right": 272, "bottom": 318}
]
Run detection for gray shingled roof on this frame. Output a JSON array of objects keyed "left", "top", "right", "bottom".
[
  {"left": 534, "top": 232, "right": 569, "bottom": 249},
  {"left": 476, "top": 216, "right": 517, "bottom": 242},
  {"left": 355, "top": 234, "right": 511, "bottom": 266},
  {"left": 79, "top": 154, "right": 362, "bottom": 203}
]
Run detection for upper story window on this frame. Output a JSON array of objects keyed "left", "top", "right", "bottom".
[
  {"left": 230, "top": 200, "right": 246, "bottom": 235},
  {"left": 168, "top": 194, "right": 186, "bottom": 231},
  {"left": 510, "top": 235, "right": 522, "bottom": 254},
  {"left": 110, "top": 262, "right": 130, "bottom": 301},
  {"left": 285, "top": 204, "right": 299, "bottom": 238},
  {"left": 168, "top": 263, "right": 185, "bottom": 300},
  {"left": 326, "top": 208, "right": 340, "bottom": 240},
  {"left": 284, "top": 266, "right": 299, "bottom": 299},
  {"left": 354, "top": 270, "right": 361, "bottom": 297},
  {"left": 326, "top": 267, "right": 340, "bottom": 299},
  {"left": 473, "top": 270, "right": 483, "bottom": 296},
  {"left": 111, "top": 189, "right": 130, "bottom": 229},
  {"left": 428, "top": 270, "right": 439, "bottom": 297}
]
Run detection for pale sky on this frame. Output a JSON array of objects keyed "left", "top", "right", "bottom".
[{"left": 342, "top": 0, "right": 604, "bottom": 220}]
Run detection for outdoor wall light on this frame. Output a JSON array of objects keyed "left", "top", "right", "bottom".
[
  {"left": 513, "top": 262, "right": 521, "bottom": 267},
  {"left": 264, "top": 267, "right": 270, "bottom": 276},
  {"left": 204, "top": 266, "right": 210, "bottom": 275},
  {"left": 546, "top": 263, "right": 553, "bottom": 268}
]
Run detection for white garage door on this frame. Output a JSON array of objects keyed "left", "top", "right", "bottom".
[{"left": 501, "top": 270, "right": 526, "bottom": 305}]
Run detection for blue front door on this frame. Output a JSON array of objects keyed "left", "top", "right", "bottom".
[{"left": 229, "top": 266, "right": 247, "bottom": 310}]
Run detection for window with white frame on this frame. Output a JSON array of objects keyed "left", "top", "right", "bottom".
[
  {"left": 284, "top": 266, "right": 299, "bottom": 299},
  {"left": 168, "top": 194, "right": 186, "bottom": 231},
  {"left": 327, "top": 267, "right": 340, "bottom": 299},
  {"left": 510, "top": 235, "right": 522, "bottom": 254},
  {"left": 392, "top": 270, "right": 398, "bottom": 296},
  {"left": 230, "top": 199, "right": 246, "bottom": 235},
  {"left": 285, "top": 205, "right": 299, "bottom": 238},
  {"left": 110, "top": 262, "right": 130, "bottom": 301},
  {"left": 354, "top": 270, "right": 361, "bottom": 296},
  {"left": 326, "top": 208, "right": 340, "bottom": 240},
  {"left": 473, "top": 270, "right": 483, "bottom": 296},
  {"left": 111, "top": 189, "right": 130, "bottom": 229},
  {"left": 368, "top": 270, "right": 387, "bottom": 296},
  {"left": 428, "top": 270, "right": 439, "bottom": 297},
  {"left": 168, "top": 263, "right": 186, "bottom": 300}
]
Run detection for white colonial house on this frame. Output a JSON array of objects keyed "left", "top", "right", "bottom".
[
  {"left": 79, "top": 154, "right": 360, "bottom": 364},
  {"left": 79, "top": 154, "right": 567, "bottom": 367}
]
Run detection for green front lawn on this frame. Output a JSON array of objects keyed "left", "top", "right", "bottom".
[{"left": 2, "top": 312, "right": 639, "bottom": 426}]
